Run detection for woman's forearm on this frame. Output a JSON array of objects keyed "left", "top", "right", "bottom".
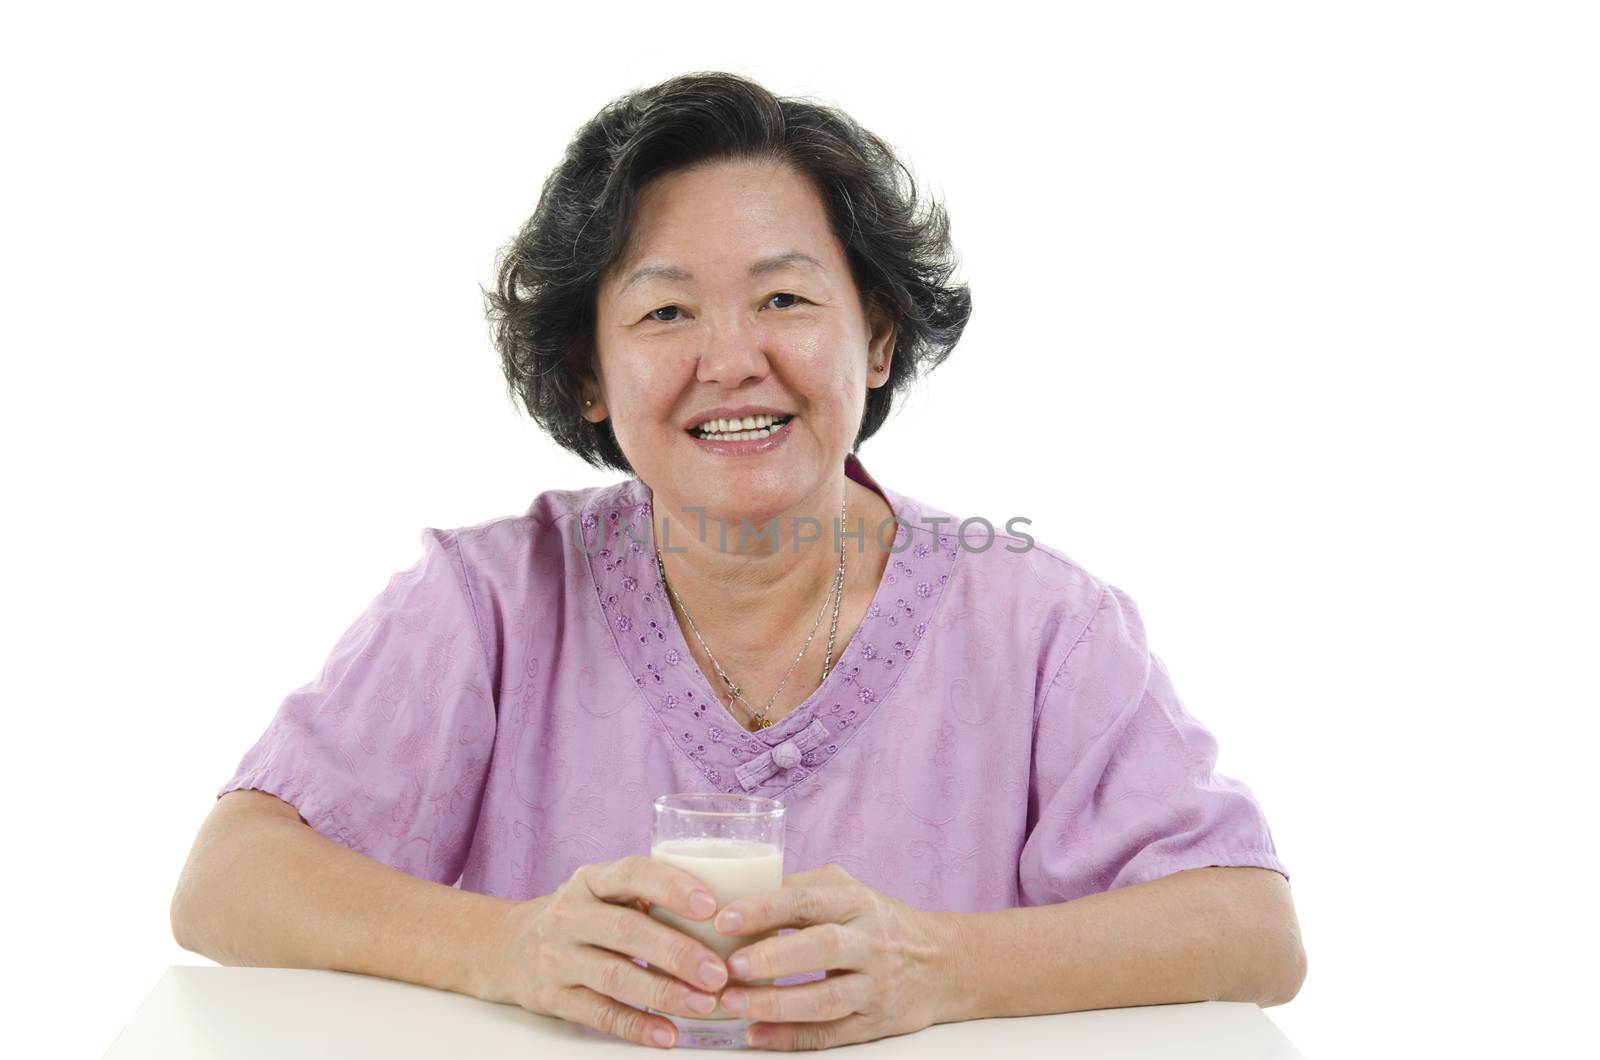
[
  {"left": 170, "top": 794, "right": 528, "bottom": 1002},
  {"left": 932, "top": 866, "right": 1305, "bottom": 1023}
]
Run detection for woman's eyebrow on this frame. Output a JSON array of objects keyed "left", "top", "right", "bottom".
[{"left": 617, "top": 251, "right": 825, "bottom": 295}]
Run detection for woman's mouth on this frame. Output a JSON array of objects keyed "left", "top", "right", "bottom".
[
  {"left": 686, "top": 414, "right": 796, "bottom": 455},
  {"left": 688, "top": 413, "right": 793, "bottom": 441}
]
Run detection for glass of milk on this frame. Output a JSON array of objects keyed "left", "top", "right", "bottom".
[{"left": 648, "top": 793, "right": 786, "bottom": 1049}]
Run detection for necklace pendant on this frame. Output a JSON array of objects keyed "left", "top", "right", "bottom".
[{"left": 752, "top": 716, "right": 772, "bottom": 731}]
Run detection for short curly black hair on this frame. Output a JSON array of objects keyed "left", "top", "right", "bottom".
[{"left": 482, "top": 71, "right": 973, "bottom": 475}]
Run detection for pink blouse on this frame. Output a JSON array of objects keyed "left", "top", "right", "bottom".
[{"left": 218, "top": 453, "right": 1289, "bottom": 910}]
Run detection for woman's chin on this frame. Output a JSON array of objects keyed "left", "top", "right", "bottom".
[{"left": 663, "top": 476, "right": 807, "bottom": 539}]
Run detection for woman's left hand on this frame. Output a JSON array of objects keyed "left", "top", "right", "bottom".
[{"left": 711, "top": 864, "right": 957, "bottom": 1050}]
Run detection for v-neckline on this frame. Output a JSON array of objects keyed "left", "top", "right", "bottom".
[
  {"left": 651, "top": 457, "right": 896, "bottom": 741},
  {"left": 582, "top": 453, "right": 961, "bottom": 796}
]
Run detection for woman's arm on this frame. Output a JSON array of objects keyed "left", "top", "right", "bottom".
[
  {"left": 170, "top": 789, "right": 525, "bottom": 1001},
  {"left": 933, "top": 866, "right": 1306, "bottom": 1022}
]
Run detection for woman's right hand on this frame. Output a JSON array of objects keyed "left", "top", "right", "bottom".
[{"left": 486, "top": 855, "right": 731, "bottom": 1049}]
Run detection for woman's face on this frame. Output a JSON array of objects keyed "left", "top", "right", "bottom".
[{"left": 586, "top": 158, "right": 896, "bottom": 526}]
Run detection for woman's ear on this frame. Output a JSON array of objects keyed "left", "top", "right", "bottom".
[
  {"left": 866, "top": 302, "right": 896, "bottom": 390},
  {"left": 579, "top": 370, "right": 608, "bottom": 422}
]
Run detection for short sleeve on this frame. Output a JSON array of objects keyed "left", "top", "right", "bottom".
[
  {"left": 217, "top": 527, "right": 498, "bottom": 887},
  {"left": 1018, "top": 582, "right": 1289, "bottom": 906}
]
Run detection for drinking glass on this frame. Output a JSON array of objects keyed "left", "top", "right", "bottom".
[{"left": 648, "top": 793, "right": 786, "bottom": 1049}]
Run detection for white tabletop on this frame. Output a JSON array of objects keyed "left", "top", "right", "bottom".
[{"left": 103, "top": 966, "right": 1305, "bottom": 1058}]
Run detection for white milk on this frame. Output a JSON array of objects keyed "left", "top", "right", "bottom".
[{"left": 650, "top": 836, "right": 784, "bottom": 1020}]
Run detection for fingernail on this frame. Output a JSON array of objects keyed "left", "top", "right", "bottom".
[
  {"left": 699, "top": 959, "right": 727, "bottom": 990},
  {"left": 747, "top": 1027, "right": 768, "bottom": 1048},
  {"left": 716, "top": 909, "right": 742, "bottom": 932},
  {"left": 652, "top": 1025, "right": 675, "bottom": 1047},
  {"left": 729, "top": 954, "right": 750, "bottom": 979},
  {"left": 688, "top": 891, "right": 716, "bottom": 918},
  {"left": 687, "top": 991, "right": 717, "bottom": 1015},
  {"left": 721, "top": 989, "right": 749, "bottom": 1015}
]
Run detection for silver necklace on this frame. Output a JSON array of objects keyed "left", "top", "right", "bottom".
[{"left": 655, "top": 500, "right": 847, "bottom": 732}]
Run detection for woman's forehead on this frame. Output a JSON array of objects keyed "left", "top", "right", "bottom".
[
  {"left": 636, "top": 157, "right": 819, "bottom": 219},
  {"left": 608, "top": 163, "right": 842, "bottom": 288}
]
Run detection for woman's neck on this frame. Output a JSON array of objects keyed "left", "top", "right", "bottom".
[{"left": 651, "top": 477, "right": 892, "bottom": 718}]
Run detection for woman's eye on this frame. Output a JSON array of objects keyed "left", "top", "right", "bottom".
[{"left": 645, "top": 295, "right": 804, "bottom": 323}]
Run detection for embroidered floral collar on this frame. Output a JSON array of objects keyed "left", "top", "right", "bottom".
[{"left": 581, "top": 454, "right": 961, "bottom": 796}]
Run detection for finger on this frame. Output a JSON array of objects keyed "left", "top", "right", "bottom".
[
  {"left": 554, "top": 983, "right": 680, "bottom": 1049},
  {"left": 778, "top": 866, "right": 852, "bottom": 887},
  {"left": 584, "top": 901, "right": 730, "bottom": 993},
  {"left": 725, "top": 923, "right": 862, "bottom": 983},
  {"left": 747, "top": 1014, "right": 872, "bottom": 1052},
  {"left": 584, "top": 856, "right": 719, "bottom": 922},
  {"left": 721, "top": 971, "right": 868, "bottom": 1024},
  {"left": 575, "top": 946, "right": 721, "bottom": 1021},
  {"left": 714, "top": 881, "right": 859, "bottom": 936}
]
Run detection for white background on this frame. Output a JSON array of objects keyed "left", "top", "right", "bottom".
[{"left": 4, "top": 2, "right": 1595, "bottom": 1056}]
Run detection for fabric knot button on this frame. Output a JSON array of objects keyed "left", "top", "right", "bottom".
[
  {"left": 771, "top": 741, "right": 802, "bottom": 770},
  {"left": 734, "top": 721, "right": 831, "bottom": 791}
]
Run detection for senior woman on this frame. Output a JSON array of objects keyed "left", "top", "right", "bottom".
[{"left": 171, "top": 71, "right": 1305, "bottom": 1051}]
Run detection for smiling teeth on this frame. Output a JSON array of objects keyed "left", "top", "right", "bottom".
[{"left": 693, "top": 413, "right": 790, "bottom": 440}]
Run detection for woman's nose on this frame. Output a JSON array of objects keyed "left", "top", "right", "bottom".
[{"left": 695, "top": 318, "right": 770, "bottom": 388}]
